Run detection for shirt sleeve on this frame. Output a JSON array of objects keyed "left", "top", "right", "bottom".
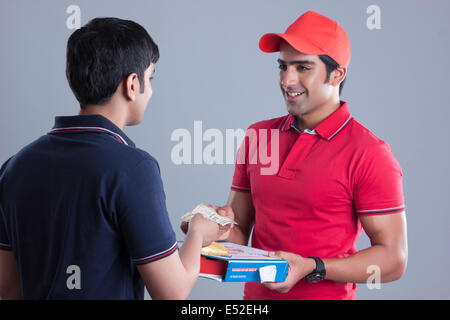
[
  {"left": 231, "top": 127, "right": 252, "bottom": 193},
  {"left": 0, "top": 157, "right": 12, "bottom": 251},
  {"left": 115, "top": 158, "right": 177, "bottom": 265},
  {"left": 0, "top": 206, "right": 11, "bottom": 251},
  {"left": 354, "top": 141, "right": 405, "bottom": 216}
]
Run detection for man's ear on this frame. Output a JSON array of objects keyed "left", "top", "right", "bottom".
[
  {"left": 330, "top": 66, "right": 347, "bottom": 88},
  {"left": 124, "top": 73, "right": 139, "bottom": 102}
]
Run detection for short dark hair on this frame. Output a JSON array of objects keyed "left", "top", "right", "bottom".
[
  {"left": 66, "top": 17, "right": 159, "bottom": 109},
  {"left": 318, "top": 55, "right": 346, "bottom": 95}
]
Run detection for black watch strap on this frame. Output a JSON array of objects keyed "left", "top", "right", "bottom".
[{"left": 305, "top": 256, "right": 326, "bottom": 283}]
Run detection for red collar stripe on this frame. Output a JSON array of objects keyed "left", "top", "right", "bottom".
[
  {"left": 326, "top": 115, "right": 353, "bottom": 141},
  {"left": 280, "top": 115, "right": 291, "bottom": 131}
]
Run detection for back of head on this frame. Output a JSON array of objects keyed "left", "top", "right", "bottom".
[{"left": 66, "top": 17, "right": 159, "bottom": 109}]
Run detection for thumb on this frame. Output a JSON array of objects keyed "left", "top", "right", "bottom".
[
  {"left": 208, "top": 204, "right": 219, "bottom": 211},
  {"left": 218, "top": 206, "right": 234, "bottom": 218},
  {"left": 268, "top": 250, "right": 282, "bottom": 258}
]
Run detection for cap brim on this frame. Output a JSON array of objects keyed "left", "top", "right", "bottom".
[{"left": 259, "top": 33, "right": 325, "bottom": 55}]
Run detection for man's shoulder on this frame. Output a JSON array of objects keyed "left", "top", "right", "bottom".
[
  {"left": 348, "top": 119, "right": 395, "bottom": 156},
  {"left": 127, "top": 147, "right": 160, "bottom": 170},
  {"left": 91, "top": 142, "right": 161, "bottom": 177},
  {"left": 113, "top": 143, "right": 158, "bottom": 165},
  {"left": 1, "top": 135, "right": 160, "bottom": 179}
]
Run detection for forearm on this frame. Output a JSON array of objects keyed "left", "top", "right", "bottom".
[
  {"left": 323, "top": 244, "right": 407, "bottom": 283},
  {"left": 142, "top": 216, "right": 224, "bottom": 300},
  {"left": 0, "top": 251, "right": 22, "bottom": 300},
  {"left": 178, "top": 231, "right": 204, "bottom": 289},
  {"left": 149, "top": 232, "right": 203, "bottom": 299},
  {"left": 0, "top": 285, "right": 21, "bottom": 300}
]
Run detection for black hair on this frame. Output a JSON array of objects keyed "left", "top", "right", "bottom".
[
  {"left": 318, "top": 55, "right": 346, "bottom": 95},
  {"left": 66, "top": 17, "right": 159, "bottom": 109}
]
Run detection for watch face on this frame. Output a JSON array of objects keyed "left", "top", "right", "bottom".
[{"left": 306, "top": 273, "right": 324, "bottom": 283}]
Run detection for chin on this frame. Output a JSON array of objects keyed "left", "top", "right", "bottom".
[
  {"left": 286, "top": 102, "right": 301, "bottom": 115},
  {"left": 286, "top": 102, "right": 311, "bottom": 117}
]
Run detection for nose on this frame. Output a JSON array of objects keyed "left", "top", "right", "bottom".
[{"left": 280, "top": 66, "right": 298, "bottom": 87}]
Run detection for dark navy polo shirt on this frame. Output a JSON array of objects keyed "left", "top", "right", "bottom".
[{"left": 0, "top": 114, "right": 177, "bottom": 299}]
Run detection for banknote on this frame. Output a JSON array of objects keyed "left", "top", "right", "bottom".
[{"left": 181, "top": 204, "right": 238, "bottom": 226}]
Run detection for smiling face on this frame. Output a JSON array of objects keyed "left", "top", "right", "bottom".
[{"left": 278, "top": 41, "right": 336, "bottom": 120}]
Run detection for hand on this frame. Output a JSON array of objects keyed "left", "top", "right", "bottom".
[
  {"left": 186, "top": 205, "right": 235, "bottom": 246},
  {"left": 263, "top": 251, "right": 316, "bottom": 294},
  {"left": 180, "top": 205, "right": 235, "bottom": 243},
  {"left": 208, "top": 205, "right": 235, "bottom": 242}
]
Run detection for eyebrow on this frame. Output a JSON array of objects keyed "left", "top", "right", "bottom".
[{"left": 277, "top": 58, "right": 316, "bottom": 66}]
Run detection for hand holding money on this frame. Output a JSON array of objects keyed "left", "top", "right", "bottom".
[
  {"left": 180, "top": 204, "right": 236, "bottom": 244},
  {"left": 182, "top": 204, "right": 237, "bottom": 226}
]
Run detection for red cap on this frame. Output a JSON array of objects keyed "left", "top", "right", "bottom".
[{"left": 259, "top": 10, "right": 351, "bottom": 67}]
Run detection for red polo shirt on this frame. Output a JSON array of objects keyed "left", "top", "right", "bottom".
[{"left": 231, "top": 101, "right": 405, "bottom": 300}]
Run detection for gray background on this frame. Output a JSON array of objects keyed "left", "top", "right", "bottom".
[{"left": 1, "top": 0, "right": 449, "bottom": 299}]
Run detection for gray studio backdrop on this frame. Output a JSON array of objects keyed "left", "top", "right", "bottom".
[{"left": 1, "top": 0, "right": 449, "bottom": 300}]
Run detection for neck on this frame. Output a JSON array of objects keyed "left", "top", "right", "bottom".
[
  {"left": 296, "top": 97, "right": 341, "bottom": 131},
  {"left": 79, "top": 103, "right": 127, "bottom": 130}
]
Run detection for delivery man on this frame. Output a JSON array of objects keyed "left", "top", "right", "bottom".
[
  {"left": 0, "top": 17, "right": 231, "bottom": 300},
  {"left": 183, "top": 10, "right": 408, "bottom": 300}
]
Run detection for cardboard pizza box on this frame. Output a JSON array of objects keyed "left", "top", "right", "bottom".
[{"left": 197, "top": 241, "right": 289, "bottom": 283}]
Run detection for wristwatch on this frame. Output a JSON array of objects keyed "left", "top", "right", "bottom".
[{"left": 305, "top": 256, "right": 326, "bottom": 283}]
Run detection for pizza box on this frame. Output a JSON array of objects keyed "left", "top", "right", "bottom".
[{"left": 196, "top": 241, "right": 289, "bottom": 283}]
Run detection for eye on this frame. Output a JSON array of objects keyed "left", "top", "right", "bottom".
[
  {"left": 278, "top": 64, "right": 287, "bottom": 71},
  {"left": 297, "top": 65, "right": 310, "bottom": 71}
]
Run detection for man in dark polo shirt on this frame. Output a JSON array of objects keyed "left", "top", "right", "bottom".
[
  {"left": 183, "top": 10, "right": 408, "bottom": 299},
  {"left": 0, "top": 17, "right": 231, "bottom": 299}
]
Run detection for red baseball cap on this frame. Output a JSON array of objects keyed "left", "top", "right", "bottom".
[{"left": 259, "top": 10, "right": 351, "bottom": 67}]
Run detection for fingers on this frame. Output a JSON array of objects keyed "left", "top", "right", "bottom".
[
  {"left": 263, "top": 281, "right": 291, "bottom": 294},
  {"left": 180, "top": 221, "right": 188, "bottom": 234},
  {"left": 181, "top": 205, "right": 235, "bottom": 243},
  {"left": 217, "top": 208, "right": 228, "bottom": 217},
  {"left": 208, "top": 205, "right": 226, "bottom": 216},
  {"left": 263, "top": 250, "right": 310, "bottom": 294},
  {"left": 217, "top": 206, "right": 234, "bottom": 219},
  {"left": 268, "top": 251, "right": 298, "bottom": 264},
  {"left": 218, "top": 222, "right": 233, "bottom": 232},
  {"left": 268, "top": 250, "right": 282, "bottom": 258},
  {"left": 207, "top": 204, "right": 219, "bottom": 210},
  {"left": 263, "top": 253, "right": 292, "bottom": 293},
  {"left": 217, "top": 223, "right": 233, "bottom": 241},
  {"left": 206, "top": 204, "right": 235, "bottom": 221}
]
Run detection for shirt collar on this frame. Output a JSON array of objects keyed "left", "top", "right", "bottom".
[
  {"left": 290, "top": 118, "right": 318, "bottom": 135},
  {"left": 280, "top": 100, "right": 353, "bottom": 141},
  {"left": 50, "top": 114, "right": 136, "bottom": 147}
]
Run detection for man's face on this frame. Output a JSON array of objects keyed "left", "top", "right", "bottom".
[
  {"left": 278, "top": 41, "right": 334, "bottom": 118},
  {"left": 129, "top": 63, "right": 154, "bottom": 125}
]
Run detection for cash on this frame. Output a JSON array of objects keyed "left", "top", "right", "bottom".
[{"left": 181, "top": 204, "right": 237, "bottom": 226}]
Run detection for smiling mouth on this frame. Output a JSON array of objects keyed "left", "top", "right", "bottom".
[
  {"left": 286, "top": 91, "right": 305, "bottom": 97},
  {"left": 284, "top": 89, "right": 306, "bottom": 102}
]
